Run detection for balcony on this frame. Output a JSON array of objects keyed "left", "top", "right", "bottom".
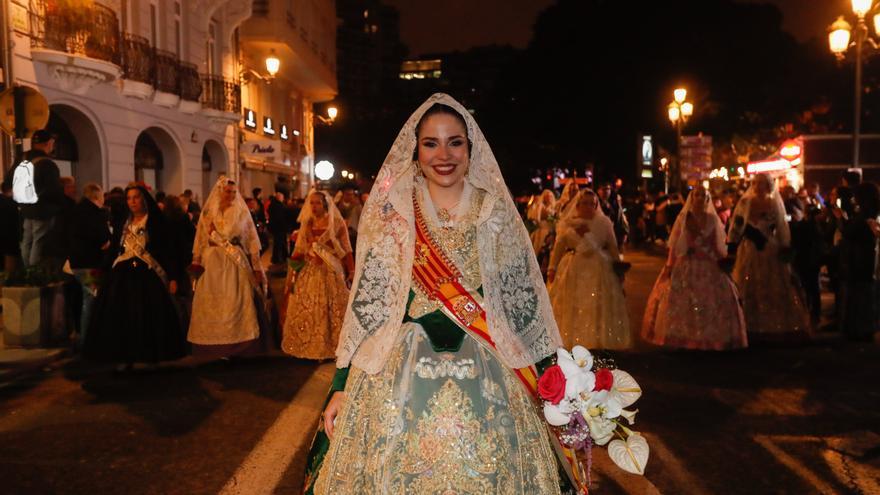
[
  {"left": 120, "top": 33, "right": 153, "bottom": 99},
  {"left": 29, "top": 0, "right": 121, "bottom": 94},
  {"left": 200, "top": 74, "right": 241, "bottom": 125},
  {"left": 152, "top": 49, "right": 180, "bottom": 108},
  {"left": 178, "top": 62, "right": 202, "bottom": 114}
]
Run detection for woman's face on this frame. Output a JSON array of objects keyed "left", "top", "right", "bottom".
[
  {"left": 126, "top": 189, "right": 145, "bottom": 215},
  {"left": 309, "top": 193, "right": 326, "bottom": 217},
  {"left": 576, "top": 193, "right": 598, "bottom": 218},
  {"left": 691, "top": 187, "right": 708, "bottom": 212},
  {"left": 221, "top": 183, "right": 237, "bottom": 205},
  {"left": 542, "top": 191, "right": 554, "bottom": 205},
  {"left": 754, "top": 175, "right": 772, "bottom": 196},
  {"left": 417, "top": 113, "right": 470, "bottom": 190}
]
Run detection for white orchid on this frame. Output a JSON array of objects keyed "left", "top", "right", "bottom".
[
  {"left": 583, "top": 389, "right": 623, "bottom": 420},
  {"left": 584, "top": 414, "right": 616, "bottom": 445},
  {"left": 543, "top": 399, "right": 575, "bottom": 426},
  {"left": 556, "top": 346, "right": 595, "bottom": 398}
]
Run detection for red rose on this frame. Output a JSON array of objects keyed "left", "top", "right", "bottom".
[
  {"left": 537, "top": 365, "right": 567, "bottom": 405},
  {"left": 594, "top": 368, "right": 614, "bottom": 391}
]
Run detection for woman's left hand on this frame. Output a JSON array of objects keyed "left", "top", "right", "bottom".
[{"left": 169, "top": 280, "right": 178, "bottom": 295}]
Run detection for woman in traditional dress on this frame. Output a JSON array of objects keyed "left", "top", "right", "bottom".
[
  {"left": 727, "top": 173, "right": 811, "bottom": 342},
  {"left": 529, "top": 188, "right": 557, "bottom": 253},
  {"left": 548, "top": 190, "right": 631, "bottom": 350},
  {"left": 188, "top": 177, "right": 271, "bottom": 357},
  {"left": 304, "top": 94, "right": 577, "bottom": 494},
  {"left": 281, "top": 191, "right": 354, "bottom": 360},
  {"left": 84, "top": 184, "right": 187, "bottom": 367},
  {"left": 642, "top": 186, "right": 748, "bottom": 350}
]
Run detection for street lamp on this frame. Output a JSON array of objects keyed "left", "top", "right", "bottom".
[
  {"left": 316, "top": 105, "right": 339, "bottom": 125},
  {"left": 315, "top": 160, "right": 335, "bottom": 181},
  {"left": 666, "top": 87, "right": 694, "bottom": 193},
  {"left": 241, "top": 50, "right": 282, "bottom": 83},
  {"left": 265, "top": 50, "right": 280, "bottom": 78},
  {"left": 828, "top": 0, "right": 880, "bottom": 168}
]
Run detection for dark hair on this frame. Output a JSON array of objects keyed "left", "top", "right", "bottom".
[
  {"left": 310, "top": 191, "right": 329, "bottom": 212},
  {"left": 253, "top": 187, "right": 262, "bottom": 197},
  {"left": 843, "top": 170, "right": 862, "bottom": 187},
  {"left": 855, "top": 182, "right": 880, "bottom": 218},
  {"left": 412, "top": 103, "right": 472, "bottom": 161},
  {"left": 183, "top": 189, "right": 194, "bottom": 197}
]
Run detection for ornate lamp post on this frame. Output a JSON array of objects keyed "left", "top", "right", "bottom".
[
  {"left": 828, "top": 0, "right": 880, "bottom": 168},
  {"left": 666, "top": 87, "right": 694, "bottom": 193}
]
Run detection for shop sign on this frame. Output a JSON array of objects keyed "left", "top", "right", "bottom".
[
  {"left": 243, "top": 108, "right": 257, "bottom": 130},
  {"left": 263, "top": 116, "right": 275, "bottom": 136},
  {"left": 242, "top": 138, "right": 281, "bottom": 163},
  {"left": 680, "top": 135, "right": 712, "bottom": 180},
  {"left": 280, "top": 124, "right": 289, "bottom": 141}
]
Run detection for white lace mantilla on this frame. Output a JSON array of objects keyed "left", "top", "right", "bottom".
[{"left": 337, "top": 93, "right": 562, "bottom": 373}]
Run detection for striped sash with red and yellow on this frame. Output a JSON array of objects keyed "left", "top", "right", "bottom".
[{"left": 411, "top": 195, "right": 588, "bottom": 494}]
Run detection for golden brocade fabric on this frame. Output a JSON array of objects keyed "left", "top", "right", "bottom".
[{"left": 313, "top": 324, "right": 560, "bottom": 494}]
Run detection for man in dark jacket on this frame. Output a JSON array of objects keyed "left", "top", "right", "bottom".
[
  {"left": 598, "top": 182, "right": 630, "bottom": 250},
  {"left": 69, "top": 182, "right": 111, "bottom": 342},
  {"left": 267, "top": 191, "right": 291, "bottom": 265},
  {"left": 9, "top": 130, "right": 65, "bottom": 269},
  {"left": 0, "top": 181, "right": 21, "bottom": 275}
]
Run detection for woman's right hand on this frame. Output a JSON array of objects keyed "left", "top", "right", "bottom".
[{"left": 323, "top": 391, "right": 346, "bottom": 439}]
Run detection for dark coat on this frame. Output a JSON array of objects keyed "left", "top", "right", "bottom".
[
  {"left": 68, "top": 199, "right": 111, "bottom": 269},
  {"left": 0, "top": 194, "right": 21, "bottom": 257},
  {"left": 267, "top": 197, "right": 290, "bottom": 235},
  {"left": 14, "top": 150, "right": 66, "bottom": 220}
]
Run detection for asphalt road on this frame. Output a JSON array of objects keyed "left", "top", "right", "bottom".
[{"left": 1, "top": 247, "right": 878, "bottom": 494}]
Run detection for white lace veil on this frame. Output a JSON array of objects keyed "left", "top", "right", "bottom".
[
  {"left": 336, "top": 93, "right": 563, "bottom": 373},
  {"left": 727, "top": 173, "right": 790, "bottom": 247},
  {"left": 194, "top": 176, "right": 263, "bottom": 268},
  {"left": 294, "top": 189, "right": 350, "bottom": 257},
  {"left": 528, "top": 189, "right": 557, "bottom": 223},
  {"left": 668, "top": 186, "right": 726, "bottom": 259},
  {"left": 557, "top": 188, "right": 608, "bottom": 233}
]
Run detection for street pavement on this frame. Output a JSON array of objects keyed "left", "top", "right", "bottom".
[{"left": 1, "top": 247, "right": 879, "bottom": 494}]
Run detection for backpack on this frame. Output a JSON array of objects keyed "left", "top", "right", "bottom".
[{"left": 11, "top": 157, "right": 44, "bottom": 204}]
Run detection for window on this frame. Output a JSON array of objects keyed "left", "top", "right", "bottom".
[
  {"left": 174, "top": 1, "right": 182, "bottom": 58},
  {"left": 149, "top": 1, "right": 159, "bottom": 47},
  {"left": 206, "top": 20, "right": 217, "bottom": 75}
]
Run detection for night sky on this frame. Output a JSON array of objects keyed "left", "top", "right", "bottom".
[{"left": 386, "top": 0, "right": 840, "bottom": 56}]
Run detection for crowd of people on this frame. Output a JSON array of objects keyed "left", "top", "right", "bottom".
[
  {"left": 2, "top": 95, "right": 879, "bottom": 493},
  {"left": 525, "top": 168, "right": 880, "bottom": 352}
]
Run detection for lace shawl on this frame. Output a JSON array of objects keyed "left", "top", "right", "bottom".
[
  {"left": 336, "top": 93, "right": 562, "bottom": 373},
  {"left": 668, "top": 186, "right": 726, "bottom": 260},
  {"left": 194, "top": 177, "right": 263, "bottom": 269}
]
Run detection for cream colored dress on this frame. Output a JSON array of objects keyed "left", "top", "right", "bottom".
[
  {"left": 549, "top": 215, "right": 632, "bottom": 350},
  {"left": 188, "top": 206, "right": 261, "bottom": 346}
]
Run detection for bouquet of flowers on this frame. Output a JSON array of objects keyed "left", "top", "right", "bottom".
[{"left": 538, "top": 346, "right": 649, "bottom": 478}]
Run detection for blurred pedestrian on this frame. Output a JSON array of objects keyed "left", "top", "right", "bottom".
[
  {"left": 189, "top": 178, "right": 271, "bottom": 357},
  {"left": 163, "top": 195, "right": 196, "bottom": 269},
  {"left": 68, "top": 183, "right": 111, "bottom": 347},
  {"left": 727, "top": 174, "right": 811, "bottom": 342},
  {"left": 180, "top": 189, "right": 201, "bottom": 225},
  {"left": 9, "top": 130, "right": 65, "bottom": 270},
  {"left": 548, "top": 189, "right": 631, "bottom": 350},
  {"left": 282, "top": 190, "right": 353, "bottom": 360},
  {"left": 838, "top": 182, "right": 880, "bottom": 341},
  {"left": 0, "top": 181, "right": 21, "bottom": 275},
  {"left": 268, "top": 191, "right": 290, "bottom": 265},
  {"left": 643, "top": 186, "right": 747, "bottom": 350},
  {"left": 598, "top": 182, "right": 629, "bottom": 250},
  {"left": 84, "top": 184, "right": 187, "bottom": 369},
  {"left": 336, "top": 184, "right": 362, "bottom": 249}
]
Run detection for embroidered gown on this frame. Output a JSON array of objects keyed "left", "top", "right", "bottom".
[
  {"left": 84, "top": 214, "right": 187, "bottom": 363},
  {"left": 549, "top": 215, "right": 632, "bottom": 350},
  {"left": 188, "top": 205, "right": 270, "bottom": 356},
  {"left": 730, "top": 207, "right": 811, "bottom": 341},
  {"left": 642, "top": 216, "right": 748, "bottom": 350},
  {"left": 282, "top": 221, "right": 352, "bottom": 360},
  {"left": 306, "top": 185, "right": 561, "bottom": 495}
]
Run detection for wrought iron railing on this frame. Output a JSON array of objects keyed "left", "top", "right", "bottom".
[
  {"left": 200, "top": 74, "right": 241, "bottom": 114},
  {"left": 120, "top": 33, "right": 152, "bottom": 83},
  {"left": 178, "top": 62, "right": 202, "bottom": 102},
  {"left": 29, "top": 0, "right": 120, "bottom": 65},
  {"left": 153, "top": 49, "right": 179, "bottom": 95}
]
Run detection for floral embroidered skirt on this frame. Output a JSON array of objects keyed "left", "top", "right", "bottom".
[
  {"left": 313, "top": 322, "right": 561, "bottom": 494},
  {"left": 282, "top": 260, "right": 348, "bottom": 359},
  {"left": 642, "top": 257, "right": 748, "bottom": 350}
]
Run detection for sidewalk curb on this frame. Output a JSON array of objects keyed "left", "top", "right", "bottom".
[{"left": 0, "top": 348, "right": 70, "bottom": 384}]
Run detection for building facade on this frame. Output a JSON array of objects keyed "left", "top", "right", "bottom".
[
  {"left": 1, "top": 0, "right": 336, "bottom": 202},
  {"left": 238, "top": 0, "right": 337, "bottom": 199}
]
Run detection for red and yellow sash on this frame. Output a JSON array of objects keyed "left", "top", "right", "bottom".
[{"left": 411, "top": 195, "right": 588, "bottom": 494}]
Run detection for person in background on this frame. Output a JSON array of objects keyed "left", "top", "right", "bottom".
[
  {"left": 68, "top": 183, "right": 111, "bottom": 347},
  {"left": 84, "top": 184, "right": 187, "bottom": 370},
  {"left": 598, "top": 182, "right": 629, "bottom": 250},
  {"left": 163, "top": 195, "right": 196, "bottom": 270},
  {"left": 10, "top": 130, "right": 65, "bottom": 269},
  {"left": 791, "top": 195, "right": 824, "bottom": 326},
  {"left": 0, "top": 181, "right": 21, "bottom": 275},
  {"left": 806, "top": 182, "right": 825, "bottom": 209},
  {"left": 838, "top": 182, "right": 880, "bottom": 341},
  {"left": 336, "top": 184, "right": 362, "bottom": 249},
  {"left": 717, "top": 191, "right": 734, "bottom": 227},
  {"left": 155, "top": 191, "right": 166, "bottom": 209},
  {"left": 268, "top": 191, "right": 291, "bottom": 265},
  {"left": 106, "top": 187, "right": 129, "bottom": 235},
  {"left": 180, "top": 189, "right": 201, "bottom": 225}
]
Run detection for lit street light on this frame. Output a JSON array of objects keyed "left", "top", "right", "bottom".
[
  {"left": 666, "top": 87, "right": 694, "bottom": 193},
  {"left": 315, "top": 160, "right": 335, "bottom": 181},
  {"left": 828, "top": 0, "right": 880, "bottom": 168}
]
